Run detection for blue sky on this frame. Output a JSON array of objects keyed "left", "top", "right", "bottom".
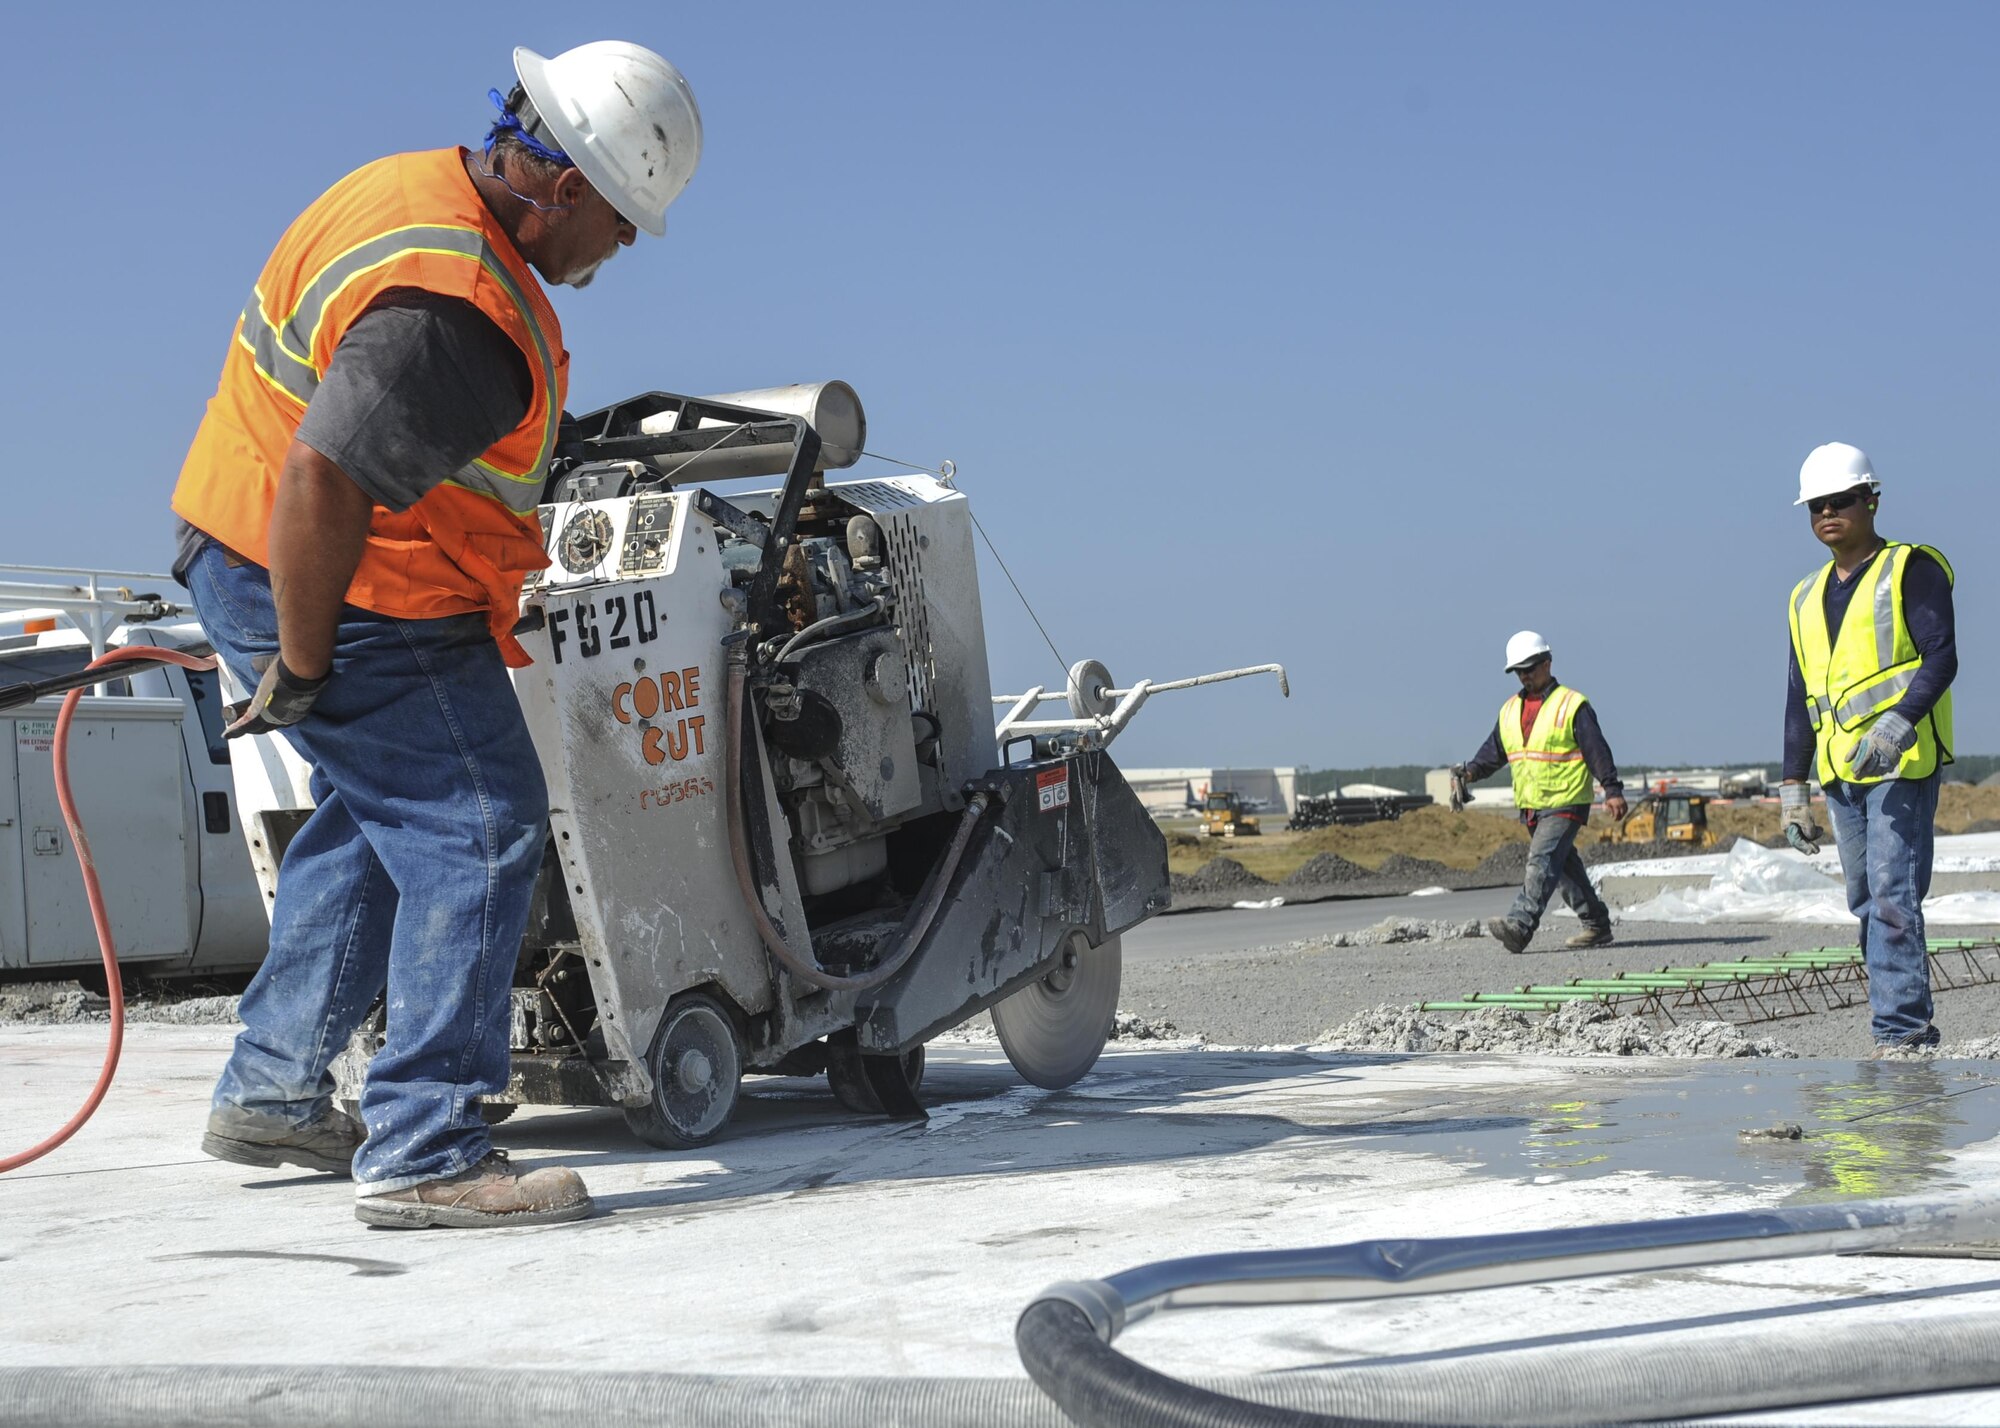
[{"left": 9, "top": 2, "right": 1993, "bottom": 771}]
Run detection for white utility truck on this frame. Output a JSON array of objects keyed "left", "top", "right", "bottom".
[{"left": 0, "top": 569, "right": 267, "bottom": 982}]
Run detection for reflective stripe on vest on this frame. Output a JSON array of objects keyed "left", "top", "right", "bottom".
[
  {"left": 1787, "top": 542, "right": 1955, "bottom": 784},
  {"left": 1497, "top": 686, "right": 1594, "bottom": 809},
  {"left": 233, "top": 223, "right": 558, "bottom": 513}
]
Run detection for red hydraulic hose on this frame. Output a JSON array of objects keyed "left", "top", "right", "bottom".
[{"left": 0, "top": 645, "right": 219, "bottom": 1174}]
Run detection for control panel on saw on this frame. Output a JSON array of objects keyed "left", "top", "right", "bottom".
[{"left": 529, "top": 489, "right": 681, "bottom": 591}]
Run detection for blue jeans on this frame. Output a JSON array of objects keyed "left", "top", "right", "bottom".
[
  {"left": 187, "top": 542, "right": 547, "bottom": 1193},
  {"left": 1503, "top": 813, "right": 1609, "bottom": 936},
  {"left": 1825, "top": 774, "right": 1940, "bottom": 1047}
]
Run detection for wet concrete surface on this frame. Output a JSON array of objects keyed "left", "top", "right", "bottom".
[
  {"left": 6, "top": 1023, "right": 2000, "bottom": 1425},
  {"left": 1389, "top": 1056, "right": 2000, "bottom": 1204}
]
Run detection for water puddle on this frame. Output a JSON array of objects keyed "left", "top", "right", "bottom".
[{"left": 1377, "top": 1058, "right": 2000, "bottom": 1202}]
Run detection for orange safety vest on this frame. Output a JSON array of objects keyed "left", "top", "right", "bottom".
[{"left": 173, "top": 147, "right": 565, "bottom": 666}]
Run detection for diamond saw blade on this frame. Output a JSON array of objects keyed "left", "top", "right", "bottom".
[{"left": 992, "top": 932, "right": 1121, "bottom": 1090}]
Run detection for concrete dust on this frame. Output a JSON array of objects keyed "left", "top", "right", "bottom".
[
  {"left": 1860, "top": 1033, "right": 2000, "bottom": 1061},
  {"left": 1320, "top": 999, "right": 1800, "bottom": 1059},
  {"left": 1278, "top": 917, "right": 1485, "bottom": 950},
  {"left": 927, "top": 1009, "right": 1188, "bottom": 1045},
  {"left": 1108, "top": 1011, "right": 1186, "bottom": 1041}
]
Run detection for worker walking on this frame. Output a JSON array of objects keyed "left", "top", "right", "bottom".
[
  {"left": 170, "top": 43, "right": 702, "bottom": 1226},
  {"left": 1453, "top": 632, "right": 1629, "bottom": 953},
  {"left": 1778, "top": 443, "right": 1956, "bottom": 1056}
]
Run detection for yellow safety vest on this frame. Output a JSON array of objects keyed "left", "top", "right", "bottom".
[
  {"left": 1498, "top": 685, "right": 1594, "bottom": 809},
  {"left": 1788, "top": 542, "right": 1954, "bottom": 785}
]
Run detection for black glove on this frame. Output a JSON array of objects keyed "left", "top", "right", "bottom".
[
  {"left": 1448, "top": 764, "right": 1471, "bottom": 813},
  {"left": 224, "top": 655, "right": 329, "bottom": 738}
]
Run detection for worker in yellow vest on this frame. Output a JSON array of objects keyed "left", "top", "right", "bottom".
[
  {"left": 172, "top": 43, "right": 702, "bottom": 1227},
  {"left": 1452, "top": 632, "right": 1628, "bottom": 953},
  {"left": 1779, "top": 443, "right": 1957, "bottom": 1055}
]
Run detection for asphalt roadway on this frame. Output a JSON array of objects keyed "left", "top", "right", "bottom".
[{"left": 1128, "top": 888, "right": 1515, "bottom": 962}]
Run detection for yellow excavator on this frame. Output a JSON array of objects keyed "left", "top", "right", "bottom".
[
  {"left": 1201, "top": 790, "right": 1263, "bottom": 838},
  {"left": 1603, "top": 784, "right": 1717, "bottom": 848}
]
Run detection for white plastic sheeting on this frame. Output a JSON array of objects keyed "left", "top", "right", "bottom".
[
  {"left": 1617, "top": 839, "right": 2000, "bottom": 926},
  {"left": 1596, "top": 832, "right": 2000, "bottom": 883}
]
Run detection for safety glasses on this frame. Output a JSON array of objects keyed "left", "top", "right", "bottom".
[{"left": 1808, "top": 491, "right": 1865, "bottom": 515}]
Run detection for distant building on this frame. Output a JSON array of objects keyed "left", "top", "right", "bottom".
[
  {"left": 1630, "top": 768, "right": 1769, "bottom": 798},
  {"left": 1424, "top": 768, "right": 1516, "bottom": 810},
  {"left": 1122, "top": 767, "right": 1305, "bottom": 817}
]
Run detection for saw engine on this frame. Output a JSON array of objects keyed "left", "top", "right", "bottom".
[{"left": 246, "top": 382, "right": 1285, "bottom": 1146}]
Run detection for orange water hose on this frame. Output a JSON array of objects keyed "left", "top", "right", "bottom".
[{"left": 0, "top": 644, "right": 219, "bottom": 1174}]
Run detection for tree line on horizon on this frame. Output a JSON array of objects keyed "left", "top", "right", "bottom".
[{"left": 1297, "top": 753, "right": 2000, "bottom": 800}]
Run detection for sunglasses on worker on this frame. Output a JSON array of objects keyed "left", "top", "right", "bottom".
[{"left": 1807, "top": 491, "right": 1867, "bottom": 515}]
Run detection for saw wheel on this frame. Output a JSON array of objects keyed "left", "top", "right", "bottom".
[
  {"left": 992, "top": 931, "right": 1121, "bottom": 1090},
  {"left": 623, "top": 992, "right": 743, "bottom": 1149}
]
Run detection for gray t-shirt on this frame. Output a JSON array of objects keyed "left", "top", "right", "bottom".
[{"left": 174, "top": 289, "right": 532, "bottom": 579}]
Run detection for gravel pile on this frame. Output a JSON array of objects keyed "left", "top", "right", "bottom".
[
  {"left": 1179, "top": 857, "right": 1271, "bottom": 892},
  {"left": 1374, "top": 853, "right": 1453, "bottom": 882},
  {"left": 0, "top": 982, "right": 241, "bottom": 1026},
  {"left": 1475, "top": 844, "right": 1531, "bottom": 878},
  {"left": 1319, "top": 1000, "right": 1798, "bottom": 1059},
  {"left": 1284, "top": 853, "right": 1372, "bottom": 886}
]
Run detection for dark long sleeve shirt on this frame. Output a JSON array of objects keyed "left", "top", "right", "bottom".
[
  {"left": 1783, "top": 546, "right": 1956, "bottom": 784},
  {"left": 1463, "top": 689, "right": 1623, "bottom": 823}
]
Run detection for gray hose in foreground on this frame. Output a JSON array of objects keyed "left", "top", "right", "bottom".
[{"left": 12, "top": 1306, "right": 2000, "bottom": 1428}]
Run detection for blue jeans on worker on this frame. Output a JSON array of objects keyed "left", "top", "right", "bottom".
[
  {"left": 1502, "top": 812, "right": 1610, "bottom": 938},
  {"left": 186, "top": 540, "right": 546, "bottom": 1194},
  {"left": 1825, "top": 774, "right": 1940, "bottom": 1047}
]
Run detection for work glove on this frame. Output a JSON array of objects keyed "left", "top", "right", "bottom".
[
  {"left": 1849, "top": 711, "right": 1916, "bottom": 781},
  {"left": 223, "top": 654, "right": 329, "bottom": 738},
  {"left": 1448, "top": 765, "right": 1471, "bottom": 813},
  {"left": 1780, "top": 782, "right": 1822, "bottom": 857}
]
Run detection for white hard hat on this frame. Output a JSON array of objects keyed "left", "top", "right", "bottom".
[
  {"left": 1795, "top": 442, "right": 1878, "bottom": 506},
  {"left": 514, "top": 42, "right": 703, "bottom": 238},
  {"left": 1503, "top": 630, "right": 1551, "bottom": 673}
]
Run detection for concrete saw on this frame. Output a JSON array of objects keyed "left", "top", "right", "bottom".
[{"left": 991, "top": 931, "right": 1123, "bottom": 1089}]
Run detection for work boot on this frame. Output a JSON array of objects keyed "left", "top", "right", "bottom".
[
  {"left": 202, "top": 1102, "right": 365, "bottom": 1176},
  {"left": 1868, "top": 1029, "right": 1942, "bottom": 1061},
  {"left": 1485, "top": 918, "right": 1531, "bottom": 954},
  {"left": 1566, "top": 926, "right": 1615, "bottom": 949},
  {"left": 355, "top": 1151, "right": 593, "bottom": 1229}
]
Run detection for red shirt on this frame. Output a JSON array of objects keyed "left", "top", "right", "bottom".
[
  {"left": 1519, "top": 693, "right": 1545, "bottom": 742},
  {"left": 1518, "top": 691, "right": 1581, "bottom": 825}
]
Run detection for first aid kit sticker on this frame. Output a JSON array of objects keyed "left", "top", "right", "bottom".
[{"left": 1036, "top": 766, "right": 1070, "bottom": 812}]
